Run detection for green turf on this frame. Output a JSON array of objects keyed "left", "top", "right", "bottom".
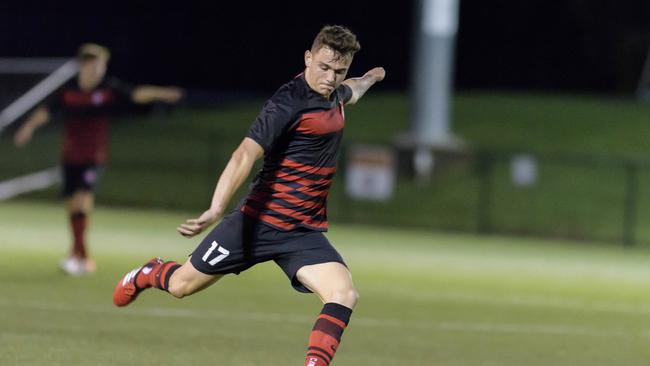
[{"left": 1, "top": 200, "right": 650, "bottom": 365}]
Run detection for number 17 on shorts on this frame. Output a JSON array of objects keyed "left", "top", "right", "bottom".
[{"left": 201, "top": 241, "right": 230, "bottom": 266}]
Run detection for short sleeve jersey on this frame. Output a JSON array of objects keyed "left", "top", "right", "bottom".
[
  {"left": 242, "top": 74, "right": 353, "bottom": 231},
  {"left": 46, "top": 77, "right": 133, "bottom": 164}
]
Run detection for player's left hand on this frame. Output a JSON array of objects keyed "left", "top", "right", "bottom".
[
  {"left": 366, "top": 67, "right": 385, "bottom": 82},
  {"left": 163, "top": 87, "right": 185, "bottom": 103},
  {"left": 176, "top": 208, "right": 221, "bottom": 238},
  {"left": 14, "top": 126, "right": 34, "bottom": 147}
]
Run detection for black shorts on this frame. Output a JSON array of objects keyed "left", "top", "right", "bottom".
[
  {"left": 190, "top": 211, "right": 346, "bottom": 293},
  {"left": 62, "top": 163, "right": 103, "bottom": 197}
]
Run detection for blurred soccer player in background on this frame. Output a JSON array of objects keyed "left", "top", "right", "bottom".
[
  {"left": 113, "top": 25, "right": 384, "bottom": 365},
  {"left": 14, "top": 43, "right": 184, "bottom": 275}
]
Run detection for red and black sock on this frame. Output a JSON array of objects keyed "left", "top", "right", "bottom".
[
  {"left": 70, "top": 212, "right": 87, "bottom": 258},
  {"left": 135, "top": 260, "right": 180, "bottom": 292},
  {"left": 305, "top": 303, "right": 352, "bottom": 366},
  {"left": 156, "top": 261, "right": 180, "bottom": 291}
]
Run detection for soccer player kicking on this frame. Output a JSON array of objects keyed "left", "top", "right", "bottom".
[
  {"left": 113, "top": 25, "right": 385, "bottom": 366},
  {"left": 14, "top": 43, "right": 184, "bottom": 275}
]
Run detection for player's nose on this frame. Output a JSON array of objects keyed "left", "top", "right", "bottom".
[{"left": 325, "top": 70, "right": 335, "bottom": 83}]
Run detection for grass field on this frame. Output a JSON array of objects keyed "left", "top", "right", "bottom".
[{"left": 2, "top": 200, "right": 650, "bottom": 365}]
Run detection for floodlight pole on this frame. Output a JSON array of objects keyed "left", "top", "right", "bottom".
[
  {"left": 637, "top": 46, "right": 650, "bottom": 103},
  {"left": 409, "top": 0, "right": 460, "bottom": 178}
]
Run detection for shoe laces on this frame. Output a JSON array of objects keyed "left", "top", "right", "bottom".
[{"left": 122, "top": 268, "right": 141, "bottom": 292}]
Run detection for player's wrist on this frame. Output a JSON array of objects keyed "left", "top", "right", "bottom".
[{"left": 207, "top": 206, "right": 224, "bottom": 218}]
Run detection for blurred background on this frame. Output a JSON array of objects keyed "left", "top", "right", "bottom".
[
  {"left": 2, "top": 0, "right": 650, "bottom": 245},
  {"left": 3, "top": 2, "right": 650, "bottom": 365}
]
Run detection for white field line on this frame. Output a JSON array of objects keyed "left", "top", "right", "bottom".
[
  {"left": 369, "top": 287, "right": 650, "bottom": 316},
  {"left": 436, "top": 322, "right": 629, "bottom": 337},
  {"left": 0, "top": 299, "right": 646, "bottom": 339}
]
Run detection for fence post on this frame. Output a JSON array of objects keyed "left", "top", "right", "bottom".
[
  {"left": 477, "top": 152, "right": 493, "bottom": 233},
  {"left": 623, "top": 163, "right": 638, "bottom": 246}
]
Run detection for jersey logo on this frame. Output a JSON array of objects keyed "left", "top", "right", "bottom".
[
  {"left": 91, "top": 91, "right": 105, "bottom": 105},
  {"left": 62, "top": 88, "right": 114, "bottom": 107}
]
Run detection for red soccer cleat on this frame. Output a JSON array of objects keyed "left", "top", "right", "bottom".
[{"left": 113, "top": 258, "right": 163, "bottom": 307}]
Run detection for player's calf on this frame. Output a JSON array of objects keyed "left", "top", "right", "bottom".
[{"left": 165, "top": 264, "right": 223, "bottom": 299}]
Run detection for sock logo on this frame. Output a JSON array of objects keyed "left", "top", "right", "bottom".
[
  {"left": 307, "top": 357, "right": 318, "bottom": 366},
  {"left": 141, "top": 266, "right": 153, "bottom": 275}
]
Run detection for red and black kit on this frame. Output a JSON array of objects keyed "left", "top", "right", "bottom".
[
  {"left": 243, "top": 74, "right": 352, "bottom": 231},
  {"left": 45, "top": 77, "right": 132, "bottom": 195},
  {"left": 190, "top": 75, "right": 353, "bottom": 291}
]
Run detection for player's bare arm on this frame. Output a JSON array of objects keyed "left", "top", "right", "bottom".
[
  {"left": 176, "top": 137, "right": 264, "bottom": 237},
  {"left": 131, "top": 85, "right": 185, "bottom": 104},
  {"left": 342, "top": 67, "right": 386, "bottom": 104},
  {"left": 14, "top": 105, "right": 50, "bottom": 147}
]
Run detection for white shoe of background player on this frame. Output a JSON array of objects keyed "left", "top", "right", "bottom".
[{"left": 59, "top": 256, "right": 96, "bottom": 276}]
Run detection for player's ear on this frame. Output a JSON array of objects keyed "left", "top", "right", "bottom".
[{"left": 304, "top": 50, "right": 312, "bottom": 67}]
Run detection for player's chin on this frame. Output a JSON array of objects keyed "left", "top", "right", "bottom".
[{"left": 319, "top": 85, "right": 334, "bottom": 95}]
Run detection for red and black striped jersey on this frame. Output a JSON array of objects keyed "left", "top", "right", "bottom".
[
  {"left": 242, "top": 74, "right": 353, "bottom": 231},
  {"left": 45, "top": 77, "right": 132, "bottom": 164}
]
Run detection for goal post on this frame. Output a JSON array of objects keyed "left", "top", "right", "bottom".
[
  {"left": 0, "top": 58, "right": 78, "bottom": 134},
  {"left": 0, "top": 166, "right": 61, "bottom": 201},
  {"left": 0, "top": 57, "right": 78, "bottom": 200}
]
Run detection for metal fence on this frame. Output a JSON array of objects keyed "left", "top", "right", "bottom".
[{"left": 334, "top": 147, "right": 650, "bottom": 247}]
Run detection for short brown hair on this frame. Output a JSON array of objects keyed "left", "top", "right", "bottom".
[
  {"left": 311, "top": 25, "right": 361, "bottom": 58},
  {"left": 77, "top": 43, "right": 110, "bottom": 62}
]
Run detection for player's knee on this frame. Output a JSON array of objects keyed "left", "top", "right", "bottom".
[
  {"left": 348, "top": 288, "right": 360, "bottom": 308},
  {"left": 329, "top": 287, "right": 359, "bottom": 309}
]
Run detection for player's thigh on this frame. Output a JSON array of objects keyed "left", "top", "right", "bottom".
[
  {"left": 189, "top": 211, "right": 258, "bottom": 276},
  {"left": 62, "top": 163, "right": 102, "bottom": 200},
  {"left": 170, "top": 258, "right": 224, "bottom": 294},
  {"left": 296, "top": 262, "right": 358, "bottom": 308}
]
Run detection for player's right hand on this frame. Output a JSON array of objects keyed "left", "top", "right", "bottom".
[
  {"left": 14, "top": 127, "right": 33, "bottom": 147},
  {"left": 176, "top": 208, "right": 221, "bottom": 238}
]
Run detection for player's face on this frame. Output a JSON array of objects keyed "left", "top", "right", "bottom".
[
  {"left": 78, "top": 58, "right": 107, "bottom": 87},
  {"left": 304, "top": 46, "right": 352, "bottom": 98}
]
